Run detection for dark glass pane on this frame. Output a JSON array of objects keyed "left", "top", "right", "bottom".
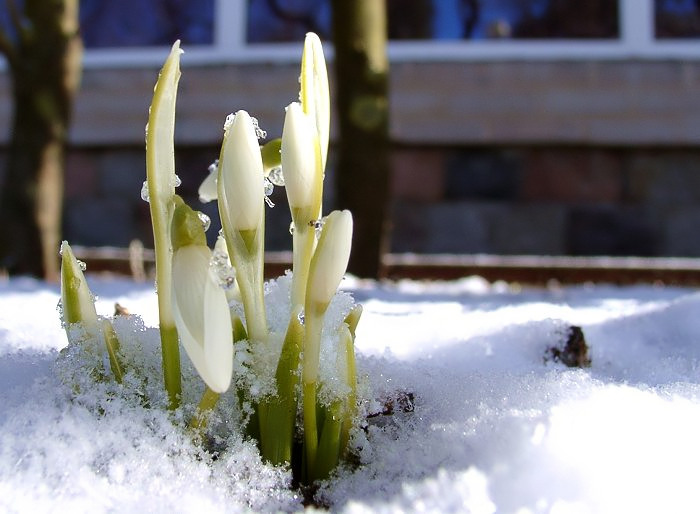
[
  {"left": 246, "top": 0, "right": 332, "bottom": 43},
  {"left": 246, "top": 0, "right": 619, "bottom": 43},
  {"left": 655, "top": 0, "right": 700, "bottom": 38},
  {"left": 80, "top": 0, "right": 214, "bottom": 48}
]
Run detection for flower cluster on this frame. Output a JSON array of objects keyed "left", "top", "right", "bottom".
[{"left": 59, "top": 33, "right": 360, "bottom": 484}]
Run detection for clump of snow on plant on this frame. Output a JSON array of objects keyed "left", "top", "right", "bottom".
[{"left": 228, "top": 272, "right": 358, "bottom": 405}]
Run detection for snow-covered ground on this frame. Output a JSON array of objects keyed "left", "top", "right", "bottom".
[{"left": 2, "top": 274, "right": 700, "bottom": 513}]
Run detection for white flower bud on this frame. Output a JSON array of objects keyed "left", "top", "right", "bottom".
[
  {"left": 307, "top": 210, "right": 353, "bottom": 307},
  {"left": 281, "top": 102, "right": 320, "bottom": 211},
  {"left": 301, "top": 32, "right": 330, "bottom": 171},
  {"left": 219, "top": 110, "right": 265, "bottom": 231},
  {"left": 171, "top": 245, "right": 233, "bottom": 393}
]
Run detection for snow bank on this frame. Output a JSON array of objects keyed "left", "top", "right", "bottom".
[{"left": 2, "top": 276, "right": 700, "bottom": 512}]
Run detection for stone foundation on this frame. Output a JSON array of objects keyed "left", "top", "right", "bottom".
[{"left": 47, "top": 144, "right": 700, "bottom": 257}]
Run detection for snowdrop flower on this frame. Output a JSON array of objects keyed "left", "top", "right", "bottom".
[
  {"left": 281, "top": 102, "right": 321, "bottom": 215},
  {"left": 307, "top": 210, "right": 353, "bottom": 309},
  {"left": 301, "top": 32, "right": 330, "bottom": 171},
  {"left": 171, "top": 202, "right": 233, "bottom": 393},
  {"left": 218, "top": 110, "right": 265, "bottom": 232}
]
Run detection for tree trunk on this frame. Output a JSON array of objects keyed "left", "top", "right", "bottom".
[
  {"left": 331, "top": 0, "right": 390, "bottom": 278},
  {"left": 0, "top": 0, "right": 82, "bottom": 281}
]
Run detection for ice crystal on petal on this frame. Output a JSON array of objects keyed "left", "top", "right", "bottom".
[
  {"left": 223, "top": 113, "right": 235, "bottom": 132},
  {"left": 311, "top": 217, "right": 326, "bottom": 239},
  {"left": 197, "top": 211, "right": 211, "bottom": 232},
  {"left": 210, "top": 247, "right": 236, "bottom": 290},
  {"left": 263, "top": 178, "right": 274, "bottom": 197},
  {"left": 250, "top": 117, "right": 267, "bottom": 139},
  {"left": 268, "top": 166, "right": 285, "bottom": 186},
  {"left": 263, "top": 178, "right": 275, "bottom": 208},
  {"left": 140, "top": 181, "right": 150, "bottom": 203},
  {"left": 172, "top": 174, "right": 182, "bottom": 188}
]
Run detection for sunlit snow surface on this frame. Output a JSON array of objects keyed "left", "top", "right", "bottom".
[{"left": 2, "top": 275, "right": 700, "bottom": 513}]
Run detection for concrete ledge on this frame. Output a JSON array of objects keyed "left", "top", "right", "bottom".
[{"left": 71, "top": 245, "right": 700, "bottom": 286}]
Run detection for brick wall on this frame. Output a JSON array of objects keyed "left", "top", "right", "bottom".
[
  {"left": 390, "top": 146, "right": 700, "bottom": 256},
  {"left": 2, "top": 59, "right": 700, "bottom": 257},
  {"left": 53, "top": 144, "right": 700, "bottom": 258}
]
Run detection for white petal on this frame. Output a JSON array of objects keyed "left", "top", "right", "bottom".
[
  {"left": 172, "top": 246, "right": 209, "bottom": 343},
  {"left": 301, "top": 33, "right": 330, "bottom": 171},
  {"left": 171, "top": 278, "right": 208, "bottom": 384},
  {"left": 172, "top": 245, "right": 232, "bottom": 392},
  {"left": 281, "top": 102, "right": 318, "bottom": 210},
  {"left": 220, "top": 110, "right": 265, "bottom": 231},
  {"left": 203, "top": 268, "right": 233, "bottom": 392},
  {"left": 307, "top": 210, "right": 353, "bottom": 306}
]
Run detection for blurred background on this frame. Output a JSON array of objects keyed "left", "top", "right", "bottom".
[{"left": 1, "top": 0, "right": 700, "bottom": 279}]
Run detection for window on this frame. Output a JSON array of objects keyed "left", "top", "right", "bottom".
[
  {"left": 246, "top": 0, "right": 620, "bottom": 43},
  {"left": 655, "top": 0, "right": 700, "bottom": 39},
  {"left": 80, "top": 0, "right": 215, "bottom": 48},
  {"left": 1, "top": 0, "right": 695, "bottom": 68}
]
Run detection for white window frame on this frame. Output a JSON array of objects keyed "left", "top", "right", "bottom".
[{"left": 77, "top": 0, "right": 700, "bottom": 69}]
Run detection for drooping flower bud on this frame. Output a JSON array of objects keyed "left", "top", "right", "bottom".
[{"left": 171, "top": 244, "right": 233, "bottom": 393}]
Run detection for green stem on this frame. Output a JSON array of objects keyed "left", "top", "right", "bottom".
[
  {"left": 260, "top": 306, "right": 304, "bottom": 465},
  {"left": 146, "top": 43, "right": 183, "bottom": 409},
  {"left": 190, "top": 386, "right": 220, "bottom": 432},
  {"left": 303, "top": 381, "right": 318, "bottom": 478},
  {"left": 302, "top": 301, "right": 325, "bottom": 480},
  {"left": 290, "top": 221, "right": 316, "bottom": 308},
  {"left": 315, "top": 400, "right": 343, "bottom": 481},
  {"left": 101, "top": 319, "right": 124, "bottom": 384},
  {"left": 159, "top": 323, "right": 181, "bottom": 409},
  {"left": 339, "top": 324, "right": 357, "bottom": 455},
  {"left": 226, "top": 227, "right": 268, "bottom": 344}
]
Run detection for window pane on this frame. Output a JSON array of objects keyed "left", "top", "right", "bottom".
[
  {"left": 246, "top": 0, "right": 619, "bottom": 43},
  {"left": 246, "top": 0, "right": 332, "bottom": 43},
  {"left": 80, "top": 0, "right": 215, "bottom": 48},
  {"left": 655, "top": 0, "right": 700, "bottom": 38}
]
